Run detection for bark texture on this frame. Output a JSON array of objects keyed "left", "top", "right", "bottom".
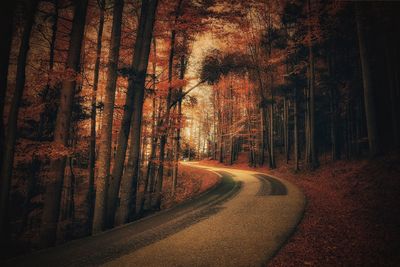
[
  {"left": 112, "top": 0, "right": 158, "bottom": 226},
  {"left": 0, "top": 0, "right": 38, "bottom": 245},
  {"left": 40, "top": 0, "right": 88, "bottom": 247},
  {"left": 92, "top": 0, "right": 124, "bottom": 233}
]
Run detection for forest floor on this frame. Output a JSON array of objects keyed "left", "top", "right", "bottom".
[{"left": 200, "top": 151, "right": 400, "bottom": 266}]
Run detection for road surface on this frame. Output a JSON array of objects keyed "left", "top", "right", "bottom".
[{"left": 5, "top": 162, "right": 305, "bottom": 267}]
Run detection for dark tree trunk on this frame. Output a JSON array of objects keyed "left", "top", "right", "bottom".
[
  {"left": 99, "top": 0, "right": 126, "bottom": 227},
  {"left": 153, "top": 0, "right": 183, "bottom": 210},
  {"left": 0, "top": 1, "right": 16, "bottom": 172},
  {"left": 92, "top": 0, "right": 124, "bottom": 233},
  {"left": 172, "top": 54, "right": 186, "bottom": 193},
  {"left": 0, "top": 0, "right": 38, "bottom": 246},
  {"left": 87, "top": 0, "right": 105, "bottom": 234},
  {"left": 307, "top": 0, "right": 318, "bottom": 169},
  {"left": 39, "top": 0, "right": 88, "bottom": 247},
  {"left": 293, "top": 88, "right": 299, "bottom": 171},
  {"left": 284, "top": 98, "right": 289, "bottom": 163},
  {"left": 141, "top": 39, "right": 158, "bottom": 213},
  {"left": 112, "top": 0, "right": 158, "bottom": 226},
  {"left": 355, "top": 3, "right": 379, "bottom": 157}
]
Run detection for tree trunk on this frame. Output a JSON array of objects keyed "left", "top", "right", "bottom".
[
  {"left": 307, "top": 0, "right": 318, "bottom": 169},
  {"left": 0, "top": 1, "right": 16, "bottom": 173},
  {"left": 269, "top": 103, "right": 276, "bottom": 169},
  {"left": 355, "top": 3, "right": 379, "bottom": 157},
  {"left": 284, "top": 98, "right": 289, "bottom": 163},
  {"left": 112, "top": 0, "right": 158, "bottom": 226},
  {"left": 39, "top": 0, "right": 88, "bottom": 247},
  {"left": 142, "top": 98, "right": 158, "bottom": 213},
  {"left": 0, "top": 0, "right": 38, "bottom": 245},
  {"left": 172, "top": 55, "right": 186, "bottom": 194},
  {"left": 154, "top": 0, "right": 183, "bottom": 210},
  {"left": 259, "top": 107, "right": 265, "bottom": 166},
  {"left": 91, "top": 0, "right": 124, "bottom": 233},
  {"left": 328, "top": 52, "right": 340, "bottom": 160},
  {"left": 87, "top": 0, "right": 105, "bottom": 234},
  {"left": 141, "top": 39, "right": 158, "bottom": 213},
  {"left": 293, "top": 88, "right": 299, "bottom": 171}
]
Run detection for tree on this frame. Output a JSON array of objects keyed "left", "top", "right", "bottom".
[
  {"left": 111, "top": 0, "right": 159, "bottom": 227},
  {"left": 0, "top": 0, "right": 39, "bottom": 245},
  {"left": 87, "top": 0, "right": 105, "bottom": 234},
  {"left": 92, "top": 0, "right": 124, "bottom": 234},
  {"left": 39, "top": 0, "right": 88, "bottom": 247},
  {"left": 0, "top": 0, "right": 16, "bottom": 171},
  {"left": 355, "top": 2, "right": 379, "bottom": 157}
]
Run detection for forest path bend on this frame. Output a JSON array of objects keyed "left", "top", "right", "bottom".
[{"left": 103, "top": 162, "right": 305, "bottom": 267}]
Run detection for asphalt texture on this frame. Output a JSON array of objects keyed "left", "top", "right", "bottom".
[{"left": 4, "top": 163, "right": 305, "bottom": 267}]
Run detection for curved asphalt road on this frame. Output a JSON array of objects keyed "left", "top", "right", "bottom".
[{"left": 5, "top": 162, "right": 305, "bottom": 267}]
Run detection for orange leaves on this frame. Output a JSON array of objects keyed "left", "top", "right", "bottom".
[
  {"left": 47, "top": 68, "right": 82, "bottom": 87},
  {"left": 157, "top": 78, "right": 188, "bottom": 95},
  {"left": 16, "top": 140, "right": 73, "bottom": 163}
]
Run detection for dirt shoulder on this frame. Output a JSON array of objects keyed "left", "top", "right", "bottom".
[{"left": 201, "top": 152, "right": 400, "bottom": 266}]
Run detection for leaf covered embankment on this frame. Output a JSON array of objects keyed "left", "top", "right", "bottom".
[
  {"left": 160, "top": 164, "right": 220, "bottom": 209},
  {"left": 201, "top": 153, "right": 400, "bottom": 266},
  {"left": 268, "top": 153, "right": 400, "bottom": 266}
]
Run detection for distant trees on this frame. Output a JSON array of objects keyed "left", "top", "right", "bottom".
[{"left": 199, "top": 0, "right": 400, "bottom": 169}]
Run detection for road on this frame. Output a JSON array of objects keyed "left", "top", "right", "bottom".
[{"left": 5, "top": 163, "right": 305, "bottom": 267}]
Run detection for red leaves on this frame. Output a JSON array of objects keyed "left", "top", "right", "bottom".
[
  {"left": 268, "top": 155, "right": 400, "bottom": 267},
  {"left": 161, "top": 165, "right": 220, "bottom": 209},
  {"left": 16, "top": 140, "right": 74, "bottom": 163}
]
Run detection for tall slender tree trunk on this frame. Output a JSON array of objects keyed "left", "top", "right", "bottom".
[
  {"left": 39, "top": 0, "right": 88, "bottom": 247},
  {"left": 328, "top": 52, "right": 340, "bottom": 160},
  {"left": 259, "top": 107, "right": 265, "bottom": 166},
  {"left": 216, "top": 90, "right": 223, "bottom": 163},
  {"left": 0, "top": 1, "right": 16, "bottom": 172},
  {"left": 0, "top": 0, "right": 38, "bottom": 246},
  {"left": 269, "top": 104, "right": 276, "bottom": 169},
  {"left": 87, "top": 0, "right": 105, "bottom": 234},
  {"left": 154, "top": 41, "right": 175, "bottom": 209},
  {"left": 268, "top": 76, "right": 276, "bottom": 169},
  {"left": 141, "top": 38, "right": 158, "bottom": 213},
  {"left": 229, "top": 85, "right": 234, "bottom": 165},
  {"left": 172, "top": 55, "right": 186, "bottom": 194},
  {"left": 141, "top": 98, "right": 158, "bottom": 212},
  {"left": 355, "top": 3, "right": 379, "bottom": 157},
  {"left": 293, "top": 88, "right": 299, "bottom": 171},
  {"left": 154, "top": 0, "right": 183, "bottom": 210},
  {"left": 256, "top": 68, "right": 265, "bottom": 167},
  {"left": 113, "top": 0, "right": 158, "bottom": 226},
  {"left": 284, "top": 98, "right": 289, "bottom": 163},
  {"left": 307, "top": 0, "right": 318, "bottom": 169},
  {"left": 92, "top": 0, "right": 124, "bottom": 233}
]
